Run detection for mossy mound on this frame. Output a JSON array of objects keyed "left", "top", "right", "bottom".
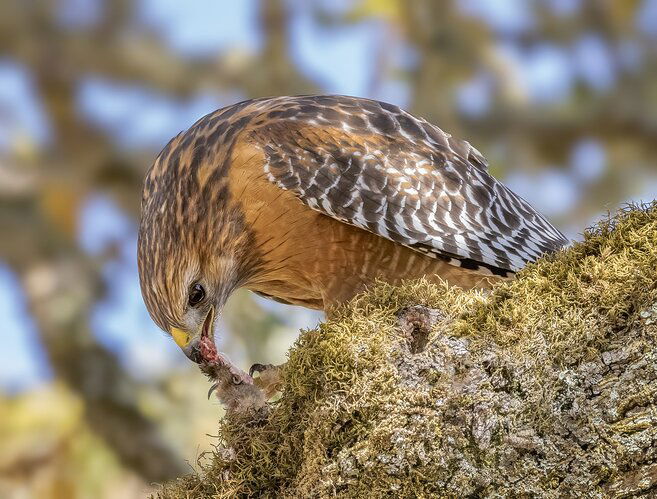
[{"left": 159, "top": 203, "right": 657, "bottom": 498}]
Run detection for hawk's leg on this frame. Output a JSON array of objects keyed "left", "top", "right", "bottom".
[{"left": 249, "top": 363, "right": 284, "bottom": 399}]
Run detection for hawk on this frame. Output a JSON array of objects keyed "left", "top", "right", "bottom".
[{"left": 138, "top": 95, "right": 567, "bottom": 390}]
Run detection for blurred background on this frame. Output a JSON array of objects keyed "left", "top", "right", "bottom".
[{"left": 0, "top": 0, "right": 656, "bottom": 497}]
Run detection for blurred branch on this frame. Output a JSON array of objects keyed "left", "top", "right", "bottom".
[
  {"left": 402, "top": 0, "right": 484, "bottom": 127},
  {"left": 256, "top": 0, "right": 315, "bottom": 95},
  {"left": 400, "top": 0, "right": 657, "bottom": 152},
  {"left": 0, "top": 0, "right": 322, "bottom": 482},
  {"left": 0, "top": 197, "right": 188, "bottom": 482},
  {"left": 0, "top": 0, "right": 191, "bottom": 482},
  {"left": 0, "top": 0, "right": 316, "bottom": 100}
]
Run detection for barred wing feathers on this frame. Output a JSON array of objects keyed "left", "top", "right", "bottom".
[{"left": 248, "top": 95, "right": 567, "bottom": 275}]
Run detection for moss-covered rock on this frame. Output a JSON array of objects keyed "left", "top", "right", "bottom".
[{"left": 158, "top": 203, "right": 657, "bottom": 498}]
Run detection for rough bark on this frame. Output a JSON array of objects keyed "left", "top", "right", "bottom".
[{"left": 158, "top": 203, "right": 657, "bottom": 498}]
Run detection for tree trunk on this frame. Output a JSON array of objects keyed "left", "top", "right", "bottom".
[{"left": 158, "top": 203, "right": 657, "bottom": 498}]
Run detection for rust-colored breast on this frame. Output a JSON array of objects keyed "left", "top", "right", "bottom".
[{"left": 228, "top": 142, "right": 500, "bottom": 310}]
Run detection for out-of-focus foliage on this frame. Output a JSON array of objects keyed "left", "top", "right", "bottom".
[
  {"left": 0, "top": 384, "right": 144, "bottom": 498},
  {"left": 0, "top": 0, "right": 655, "bottom": 497}
]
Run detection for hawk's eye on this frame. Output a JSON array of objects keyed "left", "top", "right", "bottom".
[{"left": 188, "top": 284, "right": 205, "bottom": 307}]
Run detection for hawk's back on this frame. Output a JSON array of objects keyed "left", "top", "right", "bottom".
[
  {"left": 236, "top": 95, "right": 568, "bottom": 275},
  {"left": 140, "top": 95, "right": 568, "bottom": 312}
]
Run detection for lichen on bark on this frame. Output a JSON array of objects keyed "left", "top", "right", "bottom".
[{"left": 158, "top": 202, "right": 657, "bottom": 498}]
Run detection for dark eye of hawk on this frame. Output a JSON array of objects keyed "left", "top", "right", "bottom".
[{"left": 188, "top": 284, "right": 205, "bottom": 307}]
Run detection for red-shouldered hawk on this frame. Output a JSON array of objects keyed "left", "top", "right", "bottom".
[{"left": 137, "top": 95, "right": 567, "bottom": 392}]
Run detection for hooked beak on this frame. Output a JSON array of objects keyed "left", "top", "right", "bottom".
[{"left": 170, "top": 305, "right": 215, "bottom": 363}]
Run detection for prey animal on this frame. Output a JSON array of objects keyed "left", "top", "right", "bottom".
[{"left": 137, "top": 95, "right": 567, "bottom": 408}]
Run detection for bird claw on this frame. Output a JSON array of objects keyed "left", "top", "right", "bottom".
[
  {"left": 249, "top": 363, "right": 274, "bottom": 377},
  {"left": 207, "top": 382, "right": 219, "bottom": 399},
  {"left": 249, "top": 363, "right": 283, "bottom": 399}
]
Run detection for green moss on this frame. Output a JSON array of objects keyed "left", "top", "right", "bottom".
[{"left": 157, "top": 202, "right": 657, "bottom": 498}]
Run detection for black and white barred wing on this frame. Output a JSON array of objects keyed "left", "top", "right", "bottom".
[{"left": 250, "top": 95, "right": 568, "bottom": 274}]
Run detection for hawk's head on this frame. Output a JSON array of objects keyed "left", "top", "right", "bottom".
[{"left": 137, "top": 127, "right": 260, "bottom": 363}]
